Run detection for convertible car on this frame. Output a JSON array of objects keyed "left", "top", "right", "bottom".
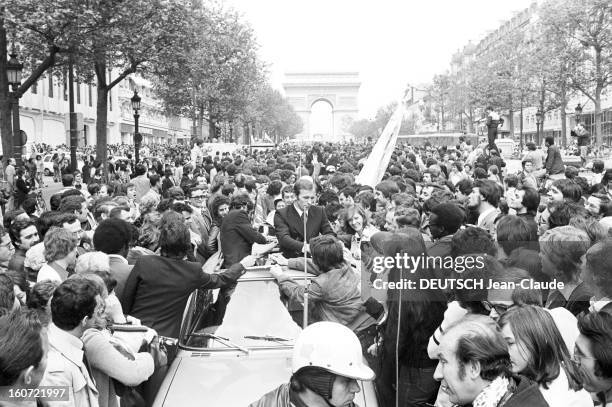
[{"left": 152, "top": 266, "right": 379, "bottom": 406}]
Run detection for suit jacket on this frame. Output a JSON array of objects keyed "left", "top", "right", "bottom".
[
  {"left": 108, "top": 255, "right": 133, "bottom": 300},
  {"left": 120, "top": 255, "right": 245, "bottom": 338},
  {"left": 274, "top": 204, "right": 335, "bottom": 259},
  {"left": 220, "top": 209, "right": 267, "bottom": 268}
]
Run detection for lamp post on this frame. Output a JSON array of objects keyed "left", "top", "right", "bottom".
[
  {"left": 131, "top": 90, "right": 142, "bottom": 164},
  {"left": 535, "top": 108, "right": 543, "bottom": 145},
  {"left": 575, "top": 103, "right": 583, "bottom": 124},
  {"left": 6, "top": 47, "right": 24, "bottom": 166}
]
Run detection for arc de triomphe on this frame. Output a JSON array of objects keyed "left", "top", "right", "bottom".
[{"left": 282, "top": 72, "right": 360, "bottom": 142}]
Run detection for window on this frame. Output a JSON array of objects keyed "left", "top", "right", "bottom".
[
  {"left": 88, "top": 85, "right": 92, "bottom": 107},
  {"left": 31, "top": 81, "right": 37, "bottom": 94},
  {"left": 48, "top": 76, "right": 54, "bottom": 98}
]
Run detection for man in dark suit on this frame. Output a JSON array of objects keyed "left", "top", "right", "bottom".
[
  {"left": 120, "top": 215, "right": 256, "bottom": 338},
  {"left": 274, "top": 178, "right": 335, "bottom": 259},
  {"left": 220, "top": 193, "right": 271, "bottom": 268},
  {"left": 93, "top": 218, "right": 133, "bottom": 299}
]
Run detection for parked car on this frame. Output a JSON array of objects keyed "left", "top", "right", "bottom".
[
  {"left": 152, "top": 267, "right": 379, "bottom": 406},
  {"left": 42, "top": 153, "right": 84, "bottom": 176}
]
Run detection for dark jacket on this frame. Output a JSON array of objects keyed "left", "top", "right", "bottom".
[
  {"left": 546, "top": 281, "right": 593, "bottom": 317},
  {"left": 426, "top": 235, "right": 454, "bottom": 279},
  {"left": 545, "top": 145, "right": 565, "bottom": 175},
  {"left": 500, "top": 375, "right": 549, "bottom": 407},
  {"left": 120, "top": 255, "right": 245, "bottom": 338},
  {"left": 274, "top": 204, "right": 335, "bottom": 259},
  {"left": 220, "top": 209, "right": 267, "bottom": 268}
]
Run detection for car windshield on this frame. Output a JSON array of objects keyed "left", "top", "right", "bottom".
[{"left": 180, "top": 272, "right": 309, "bottom": 350}]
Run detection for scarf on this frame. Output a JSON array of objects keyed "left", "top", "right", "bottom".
[{"left": 472, "top": 376, "right": 510, "bottom": 407}]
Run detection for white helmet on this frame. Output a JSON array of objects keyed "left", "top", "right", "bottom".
[{"left": 292, "top": 322, "right": 375, "bottom": 381}]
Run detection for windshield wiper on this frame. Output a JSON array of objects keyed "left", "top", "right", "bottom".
[
  {"left": 186, "top": 333, "right": 250, "bottom": 354},
  {"left": 244, "top": 335, "right": 290, "bottom": 344}
]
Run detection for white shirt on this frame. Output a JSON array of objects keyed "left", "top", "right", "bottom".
[
  {"left": 477, "top": 206, "right": 498, "bottom": 227},
  {"left": 37, "top": 263, "right": 63, "bottom": 283},
  {"left": 293, "top": 203, "right": 308, "bottom": 219},
  {"left": 539, "top": 368, "right": 594, "bottom": 407}
]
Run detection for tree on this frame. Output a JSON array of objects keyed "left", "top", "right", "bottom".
[
  {"left": 541, "top": 0, "right": 612, "bottom": 145},
  {"left": 426, "top": 74, "right": 451, "bottom": 130},
  {"left": 153, "top": 3, "right": 265, "bottom": 142},
  {"left": 1, "top": 0, "right": 88, "bottom": 163},
  {"left": 77, "top": 0, "right": 195, "bottom": 173},
  {"left": 349, "top": 119, "right": 377, "bottom": 140}
]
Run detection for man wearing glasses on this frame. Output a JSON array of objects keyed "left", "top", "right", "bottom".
[{"left": 575, "top": 312, "right": 612, "bottom": 406}]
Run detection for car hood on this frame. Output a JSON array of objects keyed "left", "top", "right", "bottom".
[{"left": 155, "top": 349, "right": 293, "bottom": 406}]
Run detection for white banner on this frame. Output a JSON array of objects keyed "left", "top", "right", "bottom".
[{"left": 355, "top": 103, "right": 405, "bottom": 187}]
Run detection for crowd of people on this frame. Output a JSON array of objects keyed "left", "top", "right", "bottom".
[{"left": 2, "top": 134, "right": 612, "bottom": 407}]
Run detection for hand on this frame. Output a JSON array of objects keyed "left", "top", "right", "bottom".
[
  {"left": 367, "top": 342, "right": 379, "bottom": 357},
  {"left": 269, "top": 253, "right": 288, "bottom": 266},
  {"left": 143, "top": 328, "right": 157, "bottom": 344},
  {"left": 265, "top": 235, "right": 277, "bottom": 243},
  {"left": 240, "top": 255, "right": 257, "bottom": 268},
  {"left": 125, "top": 315, "right": 141, "bottom": 326},
  {"left": 269, "top": 264, "right": 284, "bottom": 279}
]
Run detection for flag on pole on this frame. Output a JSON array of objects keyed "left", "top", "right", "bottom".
[{"left": 355, "top": 102, "right": 405, "bottom": 187}]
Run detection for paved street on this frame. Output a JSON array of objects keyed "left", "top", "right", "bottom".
[{"left": 39, "top": 175, "right": 63, "bottom": 208}]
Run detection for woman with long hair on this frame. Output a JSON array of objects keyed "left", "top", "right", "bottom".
[
  {"left": 127, "top": 211, "right": 163, "bottom": 265},
  {"left": 498, "top": 305, "right": 593, "bottom": 407},
  {"left": 343, "top": 205, "right": 379, "bottom": 274},
  {"left": 205, "top": 195, "right": 230, "bottom": 256},
  {"left": 377, "top": 228, "right": 447, "bottom": 407}
]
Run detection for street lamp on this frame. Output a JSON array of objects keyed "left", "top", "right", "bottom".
[
  {"left": 575, "top": 103, "right": 583, "bottom": 124},
  {"left": 535, "top": 108, "right": 543, "bottom": 144},
  {"left": 131, "top": 89, "right": 142, "bottom": 164},
  {"left": 6, "top": 47, "right": 24, "bottom": 165}
]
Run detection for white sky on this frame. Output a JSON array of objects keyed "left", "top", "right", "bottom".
[{"left": 222, "top": 0, "right": 535, "bottom": 119}]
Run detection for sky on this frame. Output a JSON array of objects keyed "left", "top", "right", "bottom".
[{"left": 222, "top": 0, "right": 535, "bottom": 119}]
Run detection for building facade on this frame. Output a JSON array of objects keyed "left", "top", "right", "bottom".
[
  {"left": 449, "top": 1, "right": 612, "bottom": 146},
  {"left": 13, "top": 71, "right": 191, "bottom": 152}
]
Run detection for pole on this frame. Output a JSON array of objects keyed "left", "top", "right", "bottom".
[
  {"left": 299, "top": 146, "right": 309, "bottom": 329},
  {"left": 10, "top": 89, "right": 22, "bottom": 166},
  {"left": 302, "top": 209, "right": 308, "bottom": 329},
  {"left": 69, "top": 57, "right": 78, "bottom": 172},
  {"left": 134, "top": 111, "right": 140, "bottom": 164}
]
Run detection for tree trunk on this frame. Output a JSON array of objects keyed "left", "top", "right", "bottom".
[
  {"left": 0, "top": 18, "right": 13, "bottom": 164},
  {"left": 94, "top": 59, "right": 108, "bottom": 177},
  {"left": 508, "top": 108, "right": 514, "bottom": 139},
  {"left": 208, "top": 101, "right": 216, "bottom": 140},
  {"left": 197, "top": 102, "right": 204, "bottom": 141},
  {"left": 595, "top": 86, "right": 603, "bottom": 146},
  {"left": 519, "top": 99, "right": 524, "bottom": 151},
  {"left": 468, "top": 108, "right": 474, "bottom": 133},
  {"left": 560, "top": 85, "right": 567, "bottom": 147},
  {"left": 595, "top": 47, "right": 603, "bottom": 146}
]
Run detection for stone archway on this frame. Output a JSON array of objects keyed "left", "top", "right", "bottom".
[{"left": 282, "top": 72, "right": 360, "bottom": 142}]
